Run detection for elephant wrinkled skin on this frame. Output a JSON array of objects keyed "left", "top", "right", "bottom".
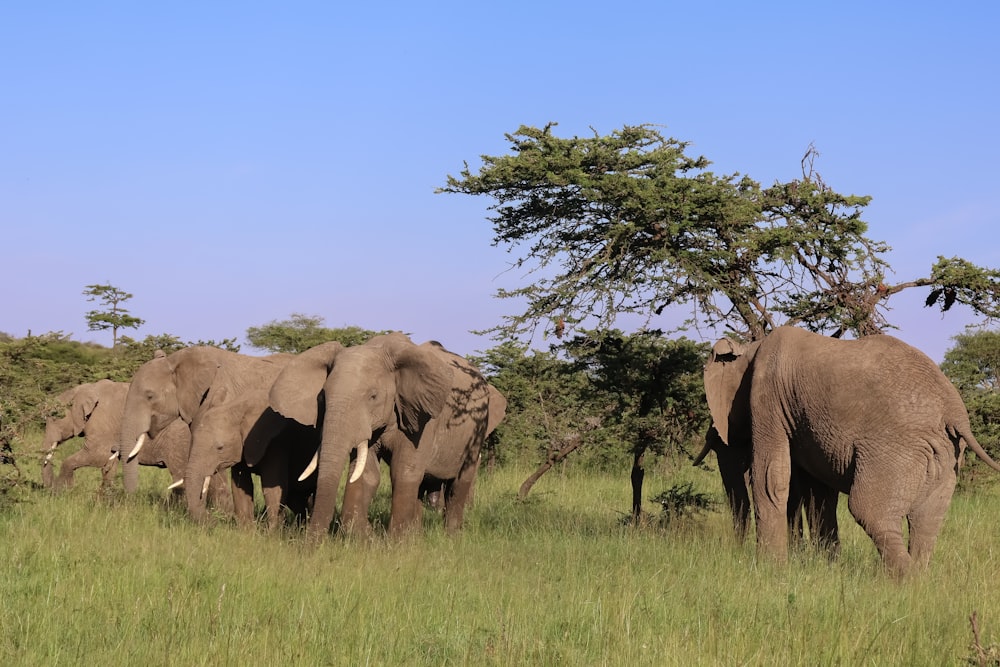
[
  {"left": 269, "top": 333, "right": 505, "bottom": 539},
  {"left": 704, "top": 325, "right": 1000, "bottom": 575}
]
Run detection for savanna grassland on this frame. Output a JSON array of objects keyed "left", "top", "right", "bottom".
[{"left": 2, "top": 434, "right": 999, "bottom": 666}]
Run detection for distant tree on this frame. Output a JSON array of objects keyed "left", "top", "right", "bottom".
[
  {"left": 941, "top": 329, "right": 1000, "bottom": 460},
  {"left": 440, "top": 123, "right": 1000, "bottom": 342},
  {"left": 83, "top": 283, "right": 145, "bottom": 348},
  {"left": 246, "top": 314, "right": 391, "bottom": 354}
]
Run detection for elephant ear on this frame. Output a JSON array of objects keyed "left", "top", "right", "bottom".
[
  {"left": 269, "top": 341, "right": 344, "bottom": 426},
  {"left": 486, "top": 384, "right": 508, "bottom": 436},
  {"left": 704, "top": 338, "right": 756, "bottom": 446},
  {"left": 391, "top": 340, "right": 452, "bottom": 436},
  {"left": 70, "top": 384, "right": 100, "bottom": 432},
  {"left": 171, "top": 347, "right": 225, "bottom": 422},
  {"left": 243, "top": 407, "right": 290, "bottom": 467}
]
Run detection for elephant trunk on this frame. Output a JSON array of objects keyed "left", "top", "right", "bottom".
[
  {"left": 307, "top": 405, "right": 371, "bottom": 540},
  {"left": 118, "top": 413, "right": 150, "bottom": 493}
]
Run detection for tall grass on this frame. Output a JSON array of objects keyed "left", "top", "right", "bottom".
[{"left": 2, "top": 440, "right": 999, "bottom": 666}]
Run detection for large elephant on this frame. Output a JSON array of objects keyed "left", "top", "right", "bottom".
[
  {"left": 185, "top": 378, "right": 319, "bottom": 528},
  {"left": 119, "top": 346, "right": 290, "bottom": 493},
  {"left": 704, "top": 325, "right": 1000, "bottom": 575},
  {"left": 41, "top": 379, "right": 208, "bottom": 497},
  {"left": 269, "top": 333, "right": 503, "bottom": 539}
]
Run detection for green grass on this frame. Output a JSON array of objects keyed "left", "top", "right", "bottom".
[{"left": 2, "top": 439, "right": 1000, "bottom": 665}]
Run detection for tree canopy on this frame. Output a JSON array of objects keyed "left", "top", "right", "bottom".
[
  {"left": 441, "top": 123, "right": 1000, "bottom": 342},
  {"left": 245, "top": 314, "right": 392, "bottom": 354}
]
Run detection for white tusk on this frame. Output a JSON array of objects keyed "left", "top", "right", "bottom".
[
  {"left": 44, "top": 452, "right": 54, "bottom": 463},
  {"left": 201, "top": 476, "right": 212, "bottom": 500},
  {"left": 298, "top": 452, "right": 318, "bottom": 482},
  {"left": 348, "top": 443, "right": 368, "bottom": 484},
  {"left": 127, "top": 433, "right": 147, "bottom": 461},
  {"left": 167, "top": 479, "right": 184, "bottom": 490},
  {"left": 108, "top": 452, "right": 119, "bottom": 461}
]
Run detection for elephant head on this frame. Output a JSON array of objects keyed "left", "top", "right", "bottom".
[
  {"left": 119, "top": 347, "right": 228, "bottom": 492},
  {"left": 184, "top": 384, "right": 291, "bottom": 525},
  {"left": 269, "top": 333, "right": 454, "bottom": 539}
]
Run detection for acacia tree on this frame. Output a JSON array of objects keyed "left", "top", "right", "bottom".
[
  {"left": 440, "top": 123, "right": 1000, "bottom": 341},
  {"left": 83, "top": 283, "right": 144, "bottom": 348},
  {"left": 441, "top": 123, "right": 1000, "bottom": 508}
]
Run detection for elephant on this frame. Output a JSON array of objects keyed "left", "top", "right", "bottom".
[
  {"left": 704, "top": 325, "right": 1000, "bottom": 575},
  {"left": 41, "top": 379, "right": 221, "bottom": 502},
  {"left": 269, "top": 333, "right": 506, "bottom": 539},
  {"left": 119, "top": 346, "right": 290, "bottom": 493},
  {"left": 185, "top": 376, "right": 319, "bottom": 528}
]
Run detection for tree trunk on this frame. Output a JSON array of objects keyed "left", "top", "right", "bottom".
[
  {"left": 518, "top": 434, "right": 582, "bottom": 500},
  {"left": 631, "top": 448, "right": 646, "bottom": 522}
]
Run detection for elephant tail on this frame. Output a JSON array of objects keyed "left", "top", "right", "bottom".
[{"left": 951, "top": 424, "right": 1000, "bottom": 474}]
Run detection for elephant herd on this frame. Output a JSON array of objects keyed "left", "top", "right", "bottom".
[
  {"left": 41, "top": 326, "right": 1000, "bottom": 576},
  {"left": 42, "top": 332, "right": 507, "bottom": 539}
]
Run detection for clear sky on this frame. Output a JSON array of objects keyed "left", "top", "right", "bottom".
[{"left": 2, "top": 2, "right": 997, "bottom": 361}]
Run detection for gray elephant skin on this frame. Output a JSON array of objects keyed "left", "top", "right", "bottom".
[
  {"left": 41, "top": 379, "right": 199, "bottom": 494},
  {"left": 185, "top": 368, "right": 319, "bottom": 528},
  {"left": 704, "top": 325, "right": 1000, "bottom": 575},
  {"left": 269, "top": 333, "right": 506, "bottom": 539},
  {"left": 122, "top": 346, "right": 313, "bottom": 525}
]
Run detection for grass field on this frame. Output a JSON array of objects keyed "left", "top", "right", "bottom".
[{"left": 2, "top": 438, "right": 999, "bottom": 666}]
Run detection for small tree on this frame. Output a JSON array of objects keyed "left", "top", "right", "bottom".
[{"left": 83, "top": 283, "right": 144, "bottom": 348}]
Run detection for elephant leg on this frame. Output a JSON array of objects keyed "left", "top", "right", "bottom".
[
  {"left": 442, "top": 458, "right": 479, "bottom": 534},
  {"left": 259, "top": 460, "right": 285, "bottom": 531},
  {"left": 207, "top": 472, "right": 235, "bottom": 516},
  {"left": 805, "top": 480, "right": 840, "bottom": 558},
  {"left": 341, "top": 452, "right": 379, "bottom": 537},
  {"left": 55, "top": 447, "right": 110, "bottom": 490},
  {"left": 846, "top": 454, "right": 916, "bottom": 576},
  {"left": 749, "top": 440, "right": 792, "bottom": 562},
  {"left": 710, "top": 432, "right": 751, "bottom": 543},
  {"left": 387, "top": 455, "right": 423, "bottom": 537},
  {"left": 905, "top": 468, "right": 957, "bottom": 570},
  {"left": 230, "top": 463, "right": 256, "bottom": 527},
  {"left": 786, "top": 467, "right": 808, "bottom": 549}
]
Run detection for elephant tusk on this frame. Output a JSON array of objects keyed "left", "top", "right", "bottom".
[
  {"left": 127, "top": 433, "right": 147, "bottom": 461},
  {"left": 44, "top": 452, "right": 54, "bottom": 463},
  {"left": 201, "top": 476, "right": 212, "bottom": 500},
  {"left": 349, "top": 442, "right": 368, "bottom": 484},
  {"left": 167, "top": 479, "right": 184, "bottom": 490},
  {"left": 108, "top": 452, "right": 119, "bottom": 462},
  {"left": 692, "top": 440, "right": 713, "bottom": 466},
  {"left": 299, "top": 452, "right": 319, "bottom": 482}
]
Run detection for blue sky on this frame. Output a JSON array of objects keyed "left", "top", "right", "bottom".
[{"left": 2, "top": 2, "right": 997, "bottom": 361}]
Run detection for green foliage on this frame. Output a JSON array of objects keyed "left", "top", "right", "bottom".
[
  {"left": 473, "top": 331, "right": 709, "bottom": 470},
  {"left": 942, "top": 329, "right": 1000, "bottom": 460},
  {"left": 82, "top": 283, "right": 145, "bottom": 347},
  {"left": 246, "top": 313, "right": 391, "bottom": 353},
  {"left": 441, "top": 124, "right": 1000, "bottom": 342}
]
